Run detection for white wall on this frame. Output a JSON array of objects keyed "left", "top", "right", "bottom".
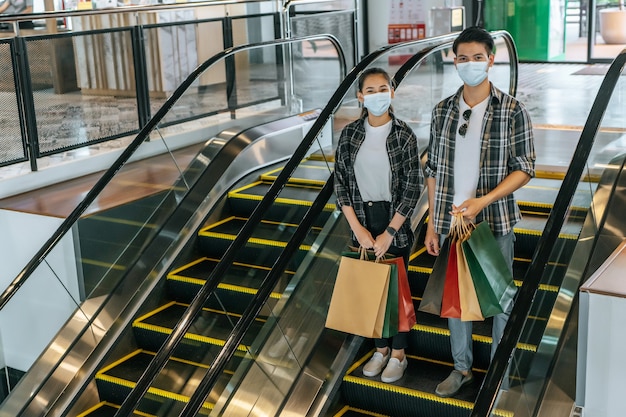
[{"left": 0, "top": 210, "right": 80, "bottom": 371}]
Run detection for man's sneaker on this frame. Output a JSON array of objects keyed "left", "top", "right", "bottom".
[
  {"left": 381, "top": 357, "right": 408, "bottom": 383},
  {"left": 362, "top": 351, "right": 390, "bottom": 377},
  {"left": 435, "top": 370, "right": 474, "bottom": 397}
]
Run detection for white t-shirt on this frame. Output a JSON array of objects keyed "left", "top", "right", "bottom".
[
  {"left": 453, "top": 95, "right": 489, "bottom": 206},
  {"left": 355, "top": 119, "right": 392, "bottom": 202}
]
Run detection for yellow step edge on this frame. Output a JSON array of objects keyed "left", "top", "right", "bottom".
[
  {"left": 80, "top": 258, "right": 126, "bottom": 271},
  {"left": 228, "top": 191, "right": 335, "bottom": 210},
  {"left": 333, "top": 405, "right": 389, "bottom": 417},
  {"left": 198, "top": 231, "right": 313, "bottom": 250},
  {"left": 345, "top": 351, "right": 514, "bottom": 417},
  {"left": 76, "top": 401, "right": 157, "bottom": 417},
  {"left": 167, "top": 276, "right": 282, "bottom": 300},
  {"left": 94, "top": 373, "right": 213, "bottom": 411},
  {"left": 514, "top": 227, "right": 578, "bottom": 240},
  {"left": 132, "top": 321, "right": 252, "bottom": 352},
  {"left": 413, "top": 324, "right": 536, "bottom": 352},
  {"left": 168, "top": 256, "right": 296, "bottom": 277},
  {"left": 86, "top": 215, "right": 158, "bottom": 229}
]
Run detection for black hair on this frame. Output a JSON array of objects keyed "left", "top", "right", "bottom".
[
  {"left": 357, "top": 67, "right": 394, "bottom": 92},
  {"left": 452, "top": 26, "right": 494, "bottom": 55}
]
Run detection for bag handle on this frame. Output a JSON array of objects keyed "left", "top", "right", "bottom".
[{"left": 450, "top": 213, "right": 475, "bottom": 242}]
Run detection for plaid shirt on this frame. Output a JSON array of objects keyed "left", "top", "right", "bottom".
[
  {"left": 334, "top": 111, "right": 424, "bottom": 248},
  {"left": 424, "top": 84, "right": 536, "bottom": 236}
]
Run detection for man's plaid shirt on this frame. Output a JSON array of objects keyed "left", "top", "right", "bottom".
[
  {"left": 334, "top": 111, "right": 424, "bottom": 248},
  {"left": 424, "top": 84, "right": 536, "bottom": 236}
]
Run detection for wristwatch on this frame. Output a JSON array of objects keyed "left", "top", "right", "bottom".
[{"left": 386, "top": 226, "right": 397, "bottom": 237}]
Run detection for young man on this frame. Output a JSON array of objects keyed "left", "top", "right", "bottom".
[{"left": 424, "top": 26, "right": 536, "bottom": 398}]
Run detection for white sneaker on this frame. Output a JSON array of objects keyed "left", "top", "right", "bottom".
[
  {"left": 381, "top": 357, "right": 408, "bottom": 383},
  {"left": 362, "top": 351, "right": 390, "bottom": 377}
]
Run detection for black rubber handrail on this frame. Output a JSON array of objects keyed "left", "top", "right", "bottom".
[
  {"left": 471, "top": 49, "right": 626, "bottom": 416},
  {"left": 112, "top": 31, "right": 477, "bottom": 417},
  {"left": 168, "top": 31, "right": 520, "bottom": 417},
  {"left": 0, "top": 34, "right": 347, "bottom": 311}
]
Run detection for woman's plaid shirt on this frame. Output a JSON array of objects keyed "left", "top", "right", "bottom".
[
  {"left": 334, "top": 111, "right": 424, "bottom": 248},
  {"left": 424, "top": 84, "right": 536, "bottom": 236}
]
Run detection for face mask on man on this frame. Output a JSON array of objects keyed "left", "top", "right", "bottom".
[
  {"left": 363, "top": 91, "right": 392, "bottom": 116},
  {"left": 456, "top": 61, "right": 489, "bottom": 87}
]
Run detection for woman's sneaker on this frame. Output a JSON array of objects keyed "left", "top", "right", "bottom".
[
  {"left": 381, "top": 357, "right": 408, "bottom": 383},
  {"left": 362, "top": 351, "right": 390, "bottom": 377}
]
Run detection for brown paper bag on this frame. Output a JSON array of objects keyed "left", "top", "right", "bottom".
[{"left": 325, "top": 250, "right": 392, "bottom": 338}]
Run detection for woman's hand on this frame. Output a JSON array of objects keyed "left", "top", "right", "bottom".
[
  {"left": 373, "top": 231, "right": 394, "bottom": 258},
  {"left": 353, "top": 224, "right": 375, "bottom": 249}
]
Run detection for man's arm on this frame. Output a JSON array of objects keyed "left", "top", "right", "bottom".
[
  {"left": 424, "top": 176, "right": 440, "bottom": 256},
  {"left": 453, "top": 170, "right": 531, "bottom": 219}
]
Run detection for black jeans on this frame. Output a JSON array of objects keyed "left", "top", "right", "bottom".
[{"left": 356, "top": 201, "right": 410, "bottom": 351}]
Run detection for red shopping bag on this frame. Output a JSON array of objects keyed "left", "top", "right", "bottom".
[
  {"left": 440, "top": 241, "right": 461, "bottom": 318},
  {"left": 383, "top": 256, "right": 416, "bottom": 332}
]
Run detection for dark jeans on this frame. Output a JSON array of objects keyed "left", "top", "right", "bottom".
[{"left": 355, "top": 201, "right": 411, "bottom": 351}]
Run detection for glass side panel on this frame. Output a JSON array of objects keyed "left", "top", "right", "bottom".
[
  {"left": 0, "top": 36, "right": 345, "bottom": 413},
  {"left": 491, "top": 63, "right": 626, "bottom": 415}
]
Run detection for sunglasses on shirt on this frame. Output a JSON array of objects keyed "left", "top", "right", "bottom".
[{"left": 458, "top": 109, "right": 472, "bottom": 137}]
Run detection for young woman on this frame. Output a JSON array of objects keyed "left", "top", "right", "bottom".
[{"left": 334, "top": 67, "right": 423, "bottom": 383}]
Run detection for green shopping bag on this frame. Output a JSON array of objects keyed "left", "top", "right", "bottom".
[
  {"left": 382, "top": 261, "right": 399, "bottom": 338},
  {"left": 461, "top": 222, "right": 516, "bottom": 316}
]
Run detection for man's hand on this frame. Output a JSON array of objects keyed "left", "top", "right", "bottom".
[{"left": 425, "top": 224, "right": 440, "bottom": 256}]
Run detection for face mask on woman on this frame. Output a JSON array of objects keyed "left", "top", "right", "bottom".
[
  {"left": 456, "top": 61, "right": 489, "bottom": 87},
  {"left": 363, "top": 91, "right": 392, "bottom": 116}
]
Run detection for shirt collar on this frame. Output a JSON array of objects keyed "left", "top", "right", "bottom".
[{"left": 446, "top": 82, "right": 502, "bottom": 109}]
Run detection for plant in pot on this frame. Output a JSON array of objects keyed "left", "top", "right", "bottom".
[{"left": 598, "top": 0, "right": 626, "bottom": 44}]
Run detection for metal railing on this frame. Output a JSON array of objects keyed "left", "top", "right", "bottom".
[{"left": 0, "top": 0, "right": 359, "bottom": 173}]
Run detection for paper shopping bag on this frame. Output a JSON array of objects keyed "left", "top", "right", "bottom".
[
  {"left": 462, "top": 222, "right": 517, "bottom": 315},
  {"left": 440, "top": 241, "right": 461, "bottom": 318},
  {"left": 382, "top": 260, "right": 399, "bottom": 338},
  {"left": 418, "top": 237, "right": 451, "bottom": 316},
  {"left": 325, "top": 250, "right": 392, "bottom": 338},
  {"left": 384, "top": 256, "right": 416, "bottom": 331},
  {"left": 456, "top": 240, "right": 485, "bottom": 321}
]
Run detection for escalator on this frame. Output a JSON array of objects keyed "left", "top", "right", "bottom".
[{"left": 2, "top": 31, "right": 623, "bottom": 417}]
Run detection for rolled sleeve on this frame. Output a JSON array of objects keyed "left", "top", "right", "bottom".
[{"left": 509, "top": 106, "right": 536, "bottom": 178}]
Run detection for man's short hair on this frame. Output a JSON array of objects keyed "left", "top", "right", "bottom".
[{"left": 452, "top": 26, "right": 495, "bottom": 55}]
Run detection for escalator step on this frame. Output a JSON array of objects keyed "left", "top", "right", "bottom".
[
  {"left": 167, "top": 257, "right": 294, "bottom": 313},
  {"left": 227, "top": 180, "right": 334, "bottom": 226},
  {"left": 259, "top": 161, "right": 333, "bottom": 186},
  {"left": 77, "top": 401, "right": 155, "bottom": 417},
  {"left": 197, "top": 217, "right": 321, "bottom": 268},
  {"left": 95, "top": 350, "right": 228, "bottom": 416},
  {"left": 132, "top": 301, "right": 265, "bottom": 363},
  {"left": 332, "top": 406, "right": 390, "bottom": 417},
  {"left": 341, "top": 353, "right": 498, "bottom": 417}
]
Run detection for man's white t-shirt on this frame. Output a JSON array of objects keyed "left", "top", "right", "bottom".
[
  {"left": 355, "top": 119, "right": 392, "bottom": 202},
  {"left": 453, "top": 95, "right": 490, "bottom": 206}
]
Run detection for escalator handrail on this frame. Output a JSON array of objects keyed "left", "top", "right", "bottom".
[
  {"left": 392, "top": 30, "right": 518, "bottom": 98},
  {"left": 172, "top": 31, "right": 521, "bottom": 417},
  {"left": 112, "top": 31, "right": 483, "bottom": 416},
  {"left": 471, "top": 49, "right": 626, "bottom": 416},
  {"left": 0, "top": 34, "right": 347, "bottom": 312}
]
